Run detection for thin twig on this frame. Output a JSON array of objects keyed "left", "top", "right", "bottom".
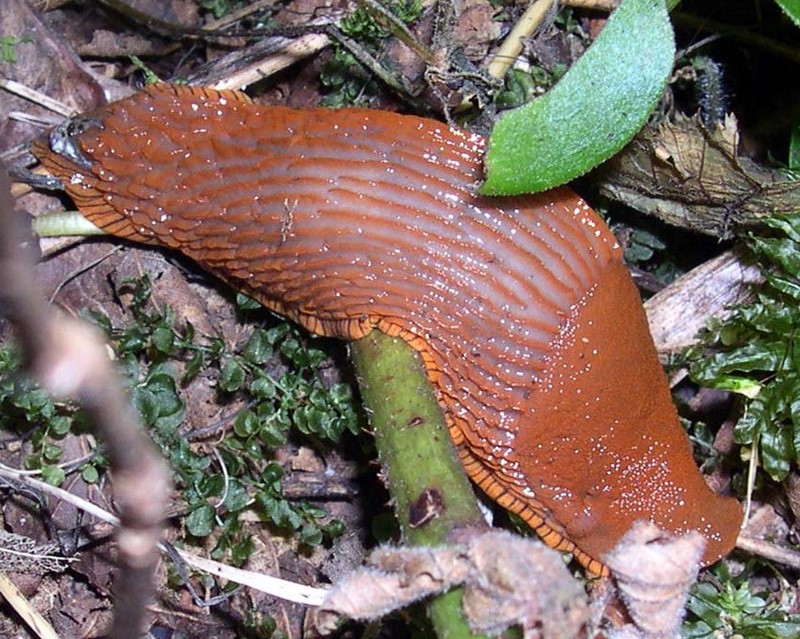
[
  {"left": 736, "top": 534, "right": 800, "bottom": 571},
  {"left": 561, "top": 0, "right": 618, "bottom": 10},
  {"left": 0, "top": 78, "right": 76, "bottom": 117},
  {"left": 0, "top": 166, "right": 171, "bottom": 639},
  {"left": 0, "top": 463, "right": 329, "bottom": 606},
  {"left": 486, "top": 0, "right": 557, "bottom": 80}
]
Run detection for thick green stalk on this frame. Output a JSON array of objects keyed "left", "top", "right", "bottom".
[{"left": 350, "top": 331, "right": 488, "bottom": 639}]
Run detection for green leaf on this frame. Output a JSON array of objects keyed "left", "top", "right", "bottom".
[
  {"left": 219, "top": 359, "right": 246, "bottom": 392},
  {"left": 183, "top": 351, "right": 204, "bottom": 384},
  {"left": 0, "top": 36, "right": 32, "bottom": 64},
  {"left": 693, "top": 345, "right": 785, "bottom": 381},
  {"left": 265, "top": 323, "right": 290, "bottom": 345},
  {"left": 42, "top": 443, "right": 62, "bottom": 462},
  {"left": 299, "top": 524, "right": 323, "bottom": 546},
  {"left": 330, "top": 383, "right": 353, "bottom": 406},
  {"left": 261, "top": 461, "right": 283, "bottom": 486},
  {"left": 257, "top": 493, "right": 303, "bottom": 530},
  {"left": 242, "top": 329, "right": 273, "bottom": 365},
  {"left": 50, "top": 415, "right": 72, "bottom": 436},
  {"left": 482, "top": 0, "right": 675, "bottom": 195},
  {"left": 323, "top": 518, "right": 346, "bottom": 538},
  {"left": 83, "top": 308, "right": 113, "bottom": 335},
  {"left": 229, "top": 535, "right": 255, "bottom": 566},
  {"left": 686, "top": 578, "right": 800, "bottom": 638},
  {"left": 234, "top": 409, "right": 258, "bottom": 438},
  {"left": 790, "top": 113, "right": 800, "bottom": 170},
  {"left": 752, "top": 236, "right": 800, "bottom": 277},
  {"left": 197, "top": 473, "right": 225, "bottom": 499},
  {"left": 41, "top": 465, "right": 65, "bottom": 486},
  {"left": 186, "top": 503, "right": 217, "bottom": 537},
  {"left": 235, "top": 292, "right": 261, "bottom": 311},
  {"left": 773, "top": 0, "right": 800, "bottom": 28},
  {"left": 81, "top": 464, "right": 100, "bottom": 483},
  {"left": 280, "top": 337, "right": 305, "bottom": 366},
  {"left": 135, "top": 369, "right": 185, "bottom": 430},
  {"left": 495, "top": 69, "right": 537, "bottom": 110},
  {"left": 761, "top": 422, "right": 793, "bottom": 480},
  {"left": 151, "top": 326, "right": 175, "bottom": 355},
  {"left": 259, "top": 417, "right": 288, "bottom": 447},
  {"left": 222, "top": 479, "right": 252, "bottom": 512},
  {"left": 117, "top": 327, "right": 147, "bottom": 355},
  {"left": 250, "top": 374, "right": 277, "bottom": 400}
]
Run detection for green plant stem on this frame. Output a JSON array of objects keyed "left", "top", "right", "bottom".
[
  {"left": 32, "top": 211, "right": 105, "bottom": 237},
  {"left": 350, "top": 331, "right": 488, "bottom": 639}
]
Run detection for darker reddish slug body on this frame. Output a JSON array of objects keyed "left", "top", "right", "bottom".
[{"left": 34, "top": 83, "right": 741, "bottom": 575}]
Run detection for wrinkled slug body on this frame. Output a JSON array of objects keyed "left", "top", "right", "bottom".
[{"left": 34, "top": 84, "right": 741, "bottom": 575}]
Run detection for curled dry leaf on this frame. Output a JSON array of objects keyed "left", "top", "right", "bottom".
[
  {"left": 463, "top": 531, "right": 588, "bottom": 638},
  {"left": 314, "top": 531, "right": 587, "bottom": 637},
  {"left": 597, "top": 114, "right": 800, "bottom": 238},
  {"left": 603, "top": 521, "right": 705, "bottom": 639},
  {"left": 313, "top": 545, "right": 467, "bottom": 633},
  {"left": 368, "top": 545, "right": 470, "bottom": 590}
]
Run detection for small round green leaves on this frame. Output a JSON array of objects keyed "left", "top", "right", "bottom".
[{"left": 481, "top": 0, "right": 675, "bottom": 195}]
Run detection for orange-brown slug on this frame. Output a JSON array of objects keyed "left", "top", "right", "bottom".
[{"left": 33, "top": 83, "right": 741, "bottom": 575}]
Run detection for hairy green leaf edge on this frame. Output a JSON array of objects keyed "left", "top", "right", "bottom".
[
  {"left": 773, "top": 0, "right": 800, "bottom": 28},
  {"left": 481, "top": 0, "right": 675, "bottom": 195}
]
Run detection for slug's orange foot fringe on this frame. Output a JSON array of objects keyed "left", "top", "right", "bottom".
[{"left": 454, "top": 442, "right": 610, "bottom": 577}]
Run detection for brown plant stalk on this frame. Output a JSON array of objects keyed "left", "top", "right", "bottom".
[{"left": 0, "top": 164, "right": 171, "bottom": 639}]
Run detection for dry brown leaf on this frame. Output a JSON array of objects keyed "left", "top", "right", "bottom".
[
  {"left": 0, "top": 531, "right": 69, "bottom": 574},
  {"left": 314, "top": 531, "right": 587, "bottom": 637},
  {"left": 464, "top": 531, "right": 588, "bottom": 638},
  {"left": 369, "top": 544, "right": 469, "bottom": 589},
  {"left": 603, "top": 521, "right": 704, "bottom": 639},
  {"left": 597, "top": 114, "right": 800, "bottom": 238},
  {"left": 314, "top": 545, "right": 466, "bottom": 633}
]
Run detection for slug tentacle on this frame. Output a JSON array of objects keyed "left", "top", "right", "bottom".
[
  {"left": 48, "top": 117, "right": 104, "bottom": 169},
  {"left": 33, "top": 83, "right": 742, "bottom": 576}
]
